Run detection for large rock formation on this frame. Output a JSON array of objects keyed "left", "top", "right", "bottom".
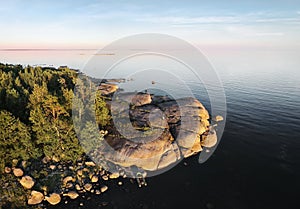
[{"left": 94, "top": 83, "right": 218, "bottom": 171}]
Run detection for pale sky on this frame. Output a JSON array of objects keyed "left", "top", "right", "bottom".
[{"left": 0, "top": 0, "right": 300, "bottom": 49}]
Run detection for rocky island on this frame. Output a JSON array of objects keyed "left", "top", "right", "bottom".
[{"left": 91, "top": 82, "right": 218, "bottom": 173}]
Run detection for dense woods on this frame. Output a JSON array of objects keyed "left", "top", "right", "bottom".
[{"left": 0, "top": 63, "right": 110, "bottom": 208}]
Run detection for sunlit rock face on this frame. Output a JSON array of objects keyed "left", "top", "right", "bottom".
[{"left": 96, "top": 83, "right": 217, "bottom": 172}]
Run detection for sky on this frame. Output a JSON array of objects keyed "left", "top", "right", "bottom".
[{"left": 0, "top": 0, "right": 300, "bottom": 49}]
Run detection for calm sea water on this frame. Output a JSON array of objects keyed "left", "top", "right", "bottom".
[{"left": 1, "top": 48, "right": 299, "bottom": 209}]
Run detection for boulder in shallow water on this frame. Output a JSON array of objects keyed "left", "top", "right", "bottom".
[
  {"left": 109, "top": 172, "right": 120, "bottom": 179},
  {"left": 100, "top": 185, "right": 108, "bottom": 193},
  {"left": 201, "top": 127, "right": 217, "bottom": 148},
  {"left": 84, "top": 183, "right": 92, "bottom": 191},
  {"left": 45, "top": 193, "right": 61, "bottom": 205},
  {"left": 91, "top": 175, "right": 99, "bottom": 183},
  {"left": 213, "top": 115, "right": 224, "bottom": 122},
  {"left": 63, "top": 191, "right": 79, "bottom": 200}
]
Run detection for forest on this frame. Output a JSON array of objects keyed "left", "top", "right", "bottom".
[{"left": 0, "top": 63, "right": 110, "bottom": 208}]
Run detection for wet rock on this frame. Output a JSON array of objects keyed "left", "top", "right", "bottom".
[
  {"left": 201, "top": 127, "right": 217, "bottom": 148},
  {"left": 91, "top": 175, "right": 99, "bottom": 183},
  {"left": 77, "top": 169, "right": 83, "bottom": 176},
  {"left": 75, "top": 184, "right": 81, "bottom": 191},
  {"left": 100, "top": 185, "right": 108, "bottom": 193},
  {"left": 20, "top": 176, "right": 35, "bottom": 189},
  {"left": 64, "top": 191, "right": 79, "bottom": 199},
  {"left": 63, "top": 176, "right": 74, "bottom": 185},
  {"left": 13, "top": 168, "right": 24, "bottom": 177},
  {"left": 85, "top": 161, "right": 96, "bottom": 167},
  {"left": 49, "top": 165, "right": 56, "bottom": 170},
  {"left": 213, "top": 115, "right": 223, "bottom": 122},
  {"left": 98, "top": 83, "right": 118, "bottom": 95},
  {"left": 109, "top": 172, "right": 120, "bottom": 179},
  {"left": 45, "top": 193, "right": 61, "bottom": 205},
  {"left": 102, "top": 175, "right": 109, "bottom": 181},
  {"left": 66, "top": 182, "right": 73, "bottom": 189},
  {"left": 84, "top": 183, "right": 92, "bottom": 191},
  {"left": 28, "top": 191, "right": 44, "bottom": 205}
]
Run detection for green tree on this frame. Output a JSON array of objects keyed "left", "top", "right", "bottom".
[
  {"left": 29, "top": 84, "right": 83, "bottom": 162},
  {"left": 95, "top": 90, "right": 111, "bottom": 127},
  {"left": 0, "top": 110, "right": 39, "bottom": 171}
]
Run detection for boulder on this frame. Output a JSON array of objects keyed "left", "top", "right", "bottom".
[
  {"left": 45, "top": 193, "right": 61, "bottom": 205},
  {"left": 63, "top": 176, "right": 74, "bottom": 185},
  {"left": 84, "top": 183, "right": 92, "bottom": 191},
  {"left": 28, "top": 191, "right": 44, "bottom": 205},
  {"left": 109, "top": 172, "right": 120, "bottom": 179},
  {"left": 4, "top": 166, "right": 11, "bottom": 174},
  {"left": 91, "top": 175, "right": 99, "bottom": 183},
  {"left": 201, "top": 127, "right": 217, "bottom": 148},
  {"left": 213, "top": 115, "right": 224, "bottom": 122},
  {"left": 49, "top": 165, "right": 56, "bottom": 170},
  {"left": 63, "top": 191, "right": 79, "bottom": 200},
  {"left": 20, "top": 176, "right": 35, "bottom": 189},
  {"left": 98, "top": 83, "right": 118, "bottom": 95},
  {"left": 75, "top": 184, "right": 81, "bottom": 191},
  {"left": 100, "top": 185, "right": 108, "bottom": 193},
  {"left": 85, "top": 161, "right": 96, "bottom": 167},
  {"left": 114, "top": 92, "right": 152, "bottom": 106},
  {"left": 13, "top": 168, "right": 24, "bottom": 177}
]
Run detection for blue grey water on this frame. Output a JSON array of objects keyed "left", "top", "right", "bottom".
[{"left": 1, "top": 49, "right": 299, "bottom": 209}]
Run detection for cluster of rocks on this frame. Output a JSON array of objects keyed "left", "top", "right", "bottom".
[
  {"left": 96, "top": 82, "right": 223, "bottom": 172},
  {"left": 4, "top": 157, "right": 121, "bottom": 206}
]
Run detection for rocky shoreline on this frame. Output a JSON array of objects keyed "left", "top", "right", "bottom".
[
  {"left": 2, "top": 80, "right": 223, "bottom": 208},
  {"left": 95, "top": 82, "right": 220, "bottom": 172},
  {"left": 4, "top": 156, "right": 122, "bottom": 207}
]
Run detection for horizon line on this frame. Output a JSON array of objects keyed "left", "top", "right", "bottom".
[{"left": 0, "top": 48, "right": 99, "bottom": 51}]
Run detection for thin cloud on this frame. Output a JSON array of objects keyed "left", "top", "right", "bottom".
[
  {"left": 255, "top": 17, "right": 300, "bottom": 23},
  {"left": 136, "top": 12, "right": 300, "bottom": 26},
  {"left": 250, "top": 32, "right": 284, "bottom": 36},
  {"left": 137, "top": 16, "right": 241, "bottom": 25}
]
